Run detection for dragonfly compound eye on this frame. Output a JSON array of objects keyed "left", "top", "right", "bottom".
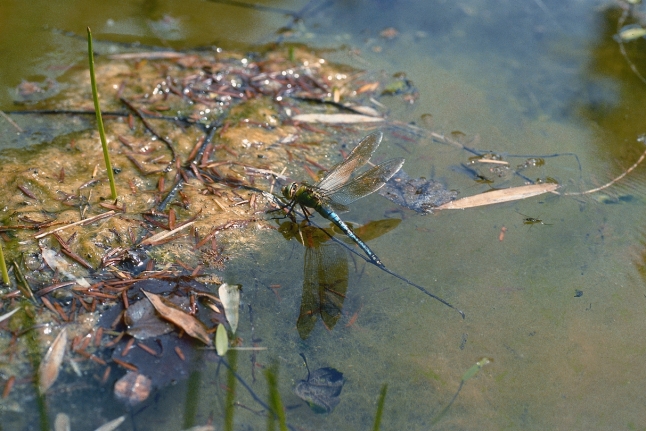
[
  {"left": 282, "top": 182, "right": 297, "bottom": 199},
  {"left": 289, "top": 183, "right": 299, "bottom": 197}
]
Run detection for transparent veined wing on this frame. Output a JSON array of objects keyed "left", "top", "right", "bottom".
[
  {"left": 329, "top": 157, "right": 404, "bottom": 206},
  {"left": 297, "top": 226, "right": 348, "bottom": 340},
  {"left": 315, "top": 132, "right": 383, "bottom": 192}
]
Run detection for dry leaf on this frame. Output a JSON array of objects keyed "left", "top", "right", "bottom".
[
  {"left": 435, "top": 184, "right": 559, "bottom": 210},
  {"left": 356, "top": 82, "right": 380, "bottom": 94},
  {"left": 142, "top": 291, "right": 212, "bottom": 345},
  {"left": 124, "top": 296, "right": 175, "bottom": 340},
  {"left": 292, "top": 113, "right": 384, "bottom": 123},
  {"left": 38, "top": 327, "right": 68, "bottom": 394},
  {"left": 218, "top": 283, "right": 240, "bottom": 334}
]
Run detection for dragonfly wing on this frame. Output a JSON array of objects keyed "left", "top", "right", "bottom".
[
  {"left": 330, "top": 157, "right": 405, "bottom": 206},
  {"left": 316, "top": 132, "right": 383, "bottom": 192},
  {"left": 297, "top": 229, "right": 348, "bottom": 340},
  {"left": 326, "top": 200, "right": 350, "bottom": 213},
  {"left": 317, "top": 242, "right": 348, "bottom": 332},
  {"left": 297, "top": 245, "right": 319, "bottom": 340}
]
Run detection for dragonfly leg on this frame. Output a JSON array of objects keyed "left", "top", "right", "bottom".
[
  {"left": 267, "top": 199, "right": 297, "bottom": 221},
  {"left": 299, "top": 204, "right": 314, "bottom": 222}
]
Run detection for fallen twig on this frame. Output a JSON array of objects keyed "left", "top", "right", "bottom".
[{"left": 34, "top": 211, "right": 116, "bottom": 239}]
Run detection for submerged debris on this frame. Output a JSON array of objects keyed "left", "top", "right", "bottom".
[
  {"left": 142, "top": 290, "right": 212, "bottom": 346},
  {"left": 113, "top": 371, "right": 152, "bottom": 406},
  {"left": 294, "top": 365, "right": 345, "bottom": 414},
  {"left": 38, "top": 327, "right": 68, "bottom": 394},
  {"left": 379, "top": 170, "right": 456, "bottom": 213}
]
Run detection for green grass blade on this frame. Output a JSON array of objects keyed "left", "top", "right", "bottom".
[
  {"left": 87, "top": 27, "right": 117, "bottom": 200},
  {"left": 0, "top": 239, "right": 9, "bottom": 285},
  {"left": 224, "top": 349, "right": 237, "bottom": 431},
  {"left": 265, "top": 365, "right": 287, "bottom": 431},
  {"left": 372, "top": 383, "right": 388, "bottom": 431}
]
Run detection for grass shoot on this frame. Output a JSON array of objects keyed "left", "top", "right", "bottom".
[
  {"left": 0, "top": 239, "right": 9, "bottom": 285},
  {"left": 87, "top": 27, "right": 118, "bottom": 201}
]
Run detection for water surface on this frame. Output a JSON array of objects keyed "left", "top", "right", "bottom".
[{"left": 2, "top": 1, "right": 646, "bottom": 430}]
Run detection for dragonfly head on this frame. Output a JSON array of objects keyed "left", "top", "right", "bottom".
[{"left": 282, "top": 182, "right": 300, "bottom": 200}]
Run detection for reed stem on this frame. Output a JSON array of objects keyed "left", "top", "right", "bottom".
[
  {"left": 0, "top": 240, "right": 9, "bottom": 285},
  {"left": 87, "top": 27, "right": 118, "bottom": 200}
]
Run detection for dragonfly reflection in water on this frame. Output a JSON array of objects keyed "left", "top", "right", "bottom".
[
  {"left": 279, "top": 219, "right": 401, "bottom": 339},
  {"left": 282, "top": 132, "right": 404, "bottom": 268}
]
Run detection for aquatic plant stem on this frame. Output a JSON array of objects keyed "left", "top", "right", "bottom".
[
  {"left": 0, "top": 239, "right": 9, "bottom": 285},
  {"left": 265, "top": 364, "right": 287, "bottom": 431},
  {"left": 224, "top": 349, "right": 237, "bottom": 431},
  {"left": 13, "top": 260, "right": 36, "bottom": 303},
  {"left": 87, "top": 27, "right": 118, "bottom": 201},
  {"left": 372, "top": 384, "right": 388, "bottom": 431}
]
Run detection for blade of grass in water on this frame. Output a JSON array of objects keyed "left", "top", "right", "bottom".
[
  {"left": 224, "top": 349, "right": 237, "bottom": 431},
  {"left": 87, "top": 27, "right": 117, "bottom": 200},
  {"left": 372, "top": 384, "right": 388, "bottom": 431},
  {"left": 265, "top": 364, "right": 287, "bottom": 431},
  {"left": 0, "top": 239, "right": 9, "bottom": 285}
]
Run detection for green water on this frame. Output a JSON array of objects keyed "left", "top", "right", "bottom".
[{"left": 3, "top": 1, "right": 646, "bottom": 430}]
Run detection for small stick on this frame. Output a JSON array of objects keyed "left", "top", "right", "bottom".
[
  {"left": 34, "top": 211, "right": 115, "bottom": 239},
  {"left": 0, "top": 111, "right": 23, "bottom": 132},
  {"left": 138, "top": 221, "right": 195, "bottom": 246}
]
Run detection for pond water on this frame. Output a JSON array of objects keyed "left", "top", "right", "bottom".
[{"left": 3, "top": 1, "right": 646, "bottom": 430}]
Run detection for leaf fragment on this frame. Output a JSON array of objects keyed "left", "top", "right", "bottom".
[
  {"left": 142, "top": 291, "right": 212, "bottom": 346},
  {"left": 41, "top": 247, "right": 91, "bottom": 287},
  {"left": 38, "top": 327, "right": 68, "bottom": 394},
  {"left": 215, "top": 324, "right": 228, "bottom": 356},
  {"left": 218, "top": 283, "right": 240, "bottom": 334},
  {"left": 435, "top": 183, "right": 559, "bottom": 210},
  {"left": 616, "top": 24, "right": 646, "bottom": 42}
]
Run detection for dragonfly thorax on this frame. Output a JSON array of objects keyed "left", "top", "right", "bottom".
[{"left": 283, "top": 182, "right": 314, "bottom": 200}]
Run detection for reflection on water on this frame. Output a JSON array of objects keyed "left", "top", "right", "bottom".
[
  {"left": 279, "top": 219, "right": 401, "bottom": 339},
  {"left": 4, "top": 1, "right": 646, "bottom": 430}
]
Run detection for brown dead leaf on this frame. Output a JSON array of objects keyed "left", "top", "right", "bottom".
[
  {"left": 356, "top": 82, "right": 380, "bottom": 94},
  {"left": 436, "top": 183, "right": 559, "bottom": 210},
  {"left": 38, "top": 327, "right": 68, "bottom": 394},
  {"left": 142, "top": 291, "right": 212, "bottom": 346}
]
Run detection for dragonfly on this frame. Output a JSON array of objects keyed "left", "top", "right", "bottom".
[{"left": 282, "top": 132, "right": 404, "bottom": 267}]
